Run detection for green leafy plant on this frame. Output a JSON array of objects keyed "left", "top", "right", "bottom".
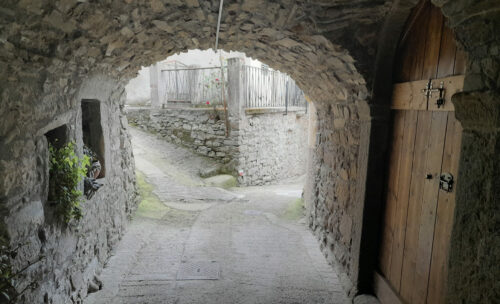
[{"left": 48, "top": 141, "right": 90, "bottom": 224}]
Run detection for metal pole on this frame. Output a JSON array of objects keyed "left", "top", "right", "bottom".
[
  {"left": 214, "top": 0, "right": 229, "bottom": 137},
  {"left": 284, "top": 79, "right": 289, "bottom": 115},
  {"left": 174, "top": 61, "right": 178, "bottom": 101},
  {"left": 220, "top": 52, "right": 229, "bottom": 137},
  {"left": 215, "top": 0, "right": 224, "bottom": 50}
]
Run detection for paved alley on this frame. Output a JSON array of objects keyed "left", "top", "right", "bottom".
[{"left": 85, "top": 128, "right": 349, "bottom": 304}]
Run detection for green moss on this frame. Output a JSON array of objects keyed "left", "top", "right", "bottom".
[
  {"left": 282, "top": 198, "right": 305, "bottom": 220},
  {"left": 135, "top": 170, "right": 169, "bottom": 219}
]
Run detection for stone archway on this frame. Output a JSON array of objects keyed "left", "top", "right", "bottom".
[
  {"left": 0, "top": 2, "right": 382, "bottom": 302},
  {"left": 0, "top": 0, "right": 499, "bottom": 303}
]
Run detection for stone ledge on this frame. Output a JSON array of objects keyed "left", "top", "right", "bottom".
[
  {"left": 126, "top": 106, "right": 227, "bottom": 112},
  {"left": 245, "top": 107, "right": 306, "bottom": 115}
]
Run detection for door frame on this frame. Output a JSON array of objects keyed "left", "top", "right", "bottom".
[{"left": 354, "top": 0, "right": 475, "bottom": 299}]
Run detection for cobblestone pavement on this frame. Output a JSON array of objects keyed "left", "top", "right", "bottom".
[{"left": 85, "top": 128, "right": 349, "bottom": 304}]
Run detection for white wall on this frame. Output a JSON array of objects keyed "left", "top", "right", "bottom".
[{"left": 125, "top": 67, "right": 150, "bottom": 105}]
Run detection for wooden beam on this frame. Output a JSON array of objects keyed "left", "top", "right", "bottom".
[
  {"left": 391, "top": 75, "right": 464, "bottom": 111},
  {"left": 391, "top": 79, "right": 428, "bottom": 110}
]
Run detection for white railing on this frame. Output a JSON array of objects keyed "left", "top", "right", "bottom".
[
  {"left": 161, "top": 66, "right": 228, "bottom": 106},
  {"left": 160, "top": 64, "right": 306, "bottom": 110},
  {"left": 243, "top": 65, "right": 306, "bottom": 109}
]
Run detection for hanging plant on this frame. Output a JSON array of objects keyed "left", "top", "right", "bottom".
[{"left": 48, "top": 141, "right": 90, "bottom": 224}]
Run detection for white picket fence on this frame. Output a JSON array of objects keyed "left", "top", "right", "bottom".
[{"left": 160, "top": 65, "right": 306, "bottom": 109}]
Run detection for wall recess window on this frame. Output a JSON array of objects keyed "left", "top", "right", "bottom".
[
  {"left": 81, "top": 99, "right": 105, "bottom": 178},
  {"left": 45, "top": 124, "right": 69, "bottom": 149}
]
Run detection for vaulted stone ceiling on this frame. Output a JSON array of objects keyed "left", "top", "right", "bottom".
[{"left": 0, "top": 0, "right": 393, "bottom": 105}]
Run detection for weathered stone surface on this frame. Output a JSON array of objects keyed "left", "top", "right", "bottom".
[
  {"left": 126, "top": 107, "right": 238, "bottom": 166},
  {"left": 203, "top": 174, "right": 238, "bottom": 189},
  {"left": 307, "top": 100, "right": 361, "bottom": 296},
  {"left": 0, "top": 0, "right": 499, "bottom": 303},
  {"left": 127, "top": 106, "right": 309, "bottom": 186},
  {"left": 238, "top": 109, "right": 309, "bottom": 186},
  {"left": 0, "top": 75, "right": 137, "bottom": 304}
]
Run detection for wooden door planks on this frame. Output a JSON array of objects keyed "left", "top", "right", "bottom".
[
  {"left": 411, "top": 111, "right": 448, "bottom": 304},
  {"left": 395, "top": 2, "right": 431, "bottom": 82},
  {"left": 436, "top": 25, "right": 457, "bottom": 78},
  {"left": 426, "top": 113, "right": 462, "bottom": 304},
  {"left": 388, "top": 111, "right": 418, "bottom": 289},
  {"left": 379, "top": 112, "right": 406, "bottom": 277},
  {"left": 421, "top": 5, "right": 444, "bottom": 79},
  {"left": 383, "top": 110, "right": 460, "bottom": 304},
  {"left": 399, "top": 111, "right": 432, "bottom": 302}
]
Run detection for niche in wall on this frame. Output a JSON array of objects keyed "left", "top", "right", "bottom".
[
  {"left": 81, "top": 99, "right": 105, "bottom": 178},
  {"left": 45, "top": 124, "right": 69, "bottom": 149},
  {"left": 44, "top": 124, "right": 69, "bottom": 214}
]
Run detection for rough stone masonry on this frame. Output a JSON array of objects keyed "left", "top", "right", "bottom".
[
  {"left": 0, "top": 0, "right": 499, "bottom": 303},
  {"left": 126, "top": 106, "right": 309, "bottom": 186},
  {"left": 126, "top": 107, "right": 238, "bottom": 165}
]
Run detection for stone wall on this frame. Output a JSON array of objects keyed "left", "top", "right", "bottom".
[
  {"left": 0, "top": 0, "right": 499, "bottom": 303},
  {"left": 307, "top": 101, "right": 361, "bottom": 296},
  {"left": 126, "top": 107, "right": 237, "bottom": 166},
  {"left": 238, "top": 109, "right": 309, "bottom": 185},
  {"left": 0, "top": 74, "right": 137, "bottom": 304},
  {"left": 126, "top": 106, "right": 309, "bottom": 186}
]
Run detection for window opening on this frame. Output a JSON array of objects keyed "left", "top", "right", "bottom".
[{"left": 81, "top": 99, "right": 105, "bottom": 178}]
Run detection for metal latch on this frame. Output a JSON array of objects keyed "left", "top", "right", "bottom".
[
  {"left": 422, "top": 80, "right": 446, "bottom": 108},
  {"left": 439, "top": 173, "right": 454, "bottom": 192},
  {"left": 435, "top": 81, "right": 445, "bottom": 108}
]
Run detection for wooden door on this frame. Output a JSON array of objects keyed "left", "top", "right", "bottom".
[{"left": 375, "top": 1, "right": 466, "bottom": 304}]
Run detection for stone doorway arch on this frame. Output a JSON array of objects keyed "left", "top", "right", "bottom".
[{"left": 0, "top": 1, "right": 499, "bottom": 303}]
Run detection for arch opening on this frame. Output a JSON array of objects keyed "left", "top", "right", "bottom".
[{"left": 3, "top": 0, "right": 499, "bottom": 303}]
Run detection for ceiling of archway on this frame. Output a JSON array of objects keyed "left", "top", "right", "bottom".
[{"left": 0, "top": 0, "right": 393, "bottom": 103}]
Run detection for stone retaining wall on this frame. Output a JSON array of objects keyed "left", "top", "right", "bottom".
[
  {"left": 126, "top": 106, "right": 309, "bottom": 185},
  {"left": 126, "top": 107, "right": 238, "bottom": 166}
]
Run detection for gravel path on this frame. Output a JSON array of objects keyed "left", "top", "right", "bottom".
[{"left": 85, "top": 128, "right": 349, "bottom": 304}]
